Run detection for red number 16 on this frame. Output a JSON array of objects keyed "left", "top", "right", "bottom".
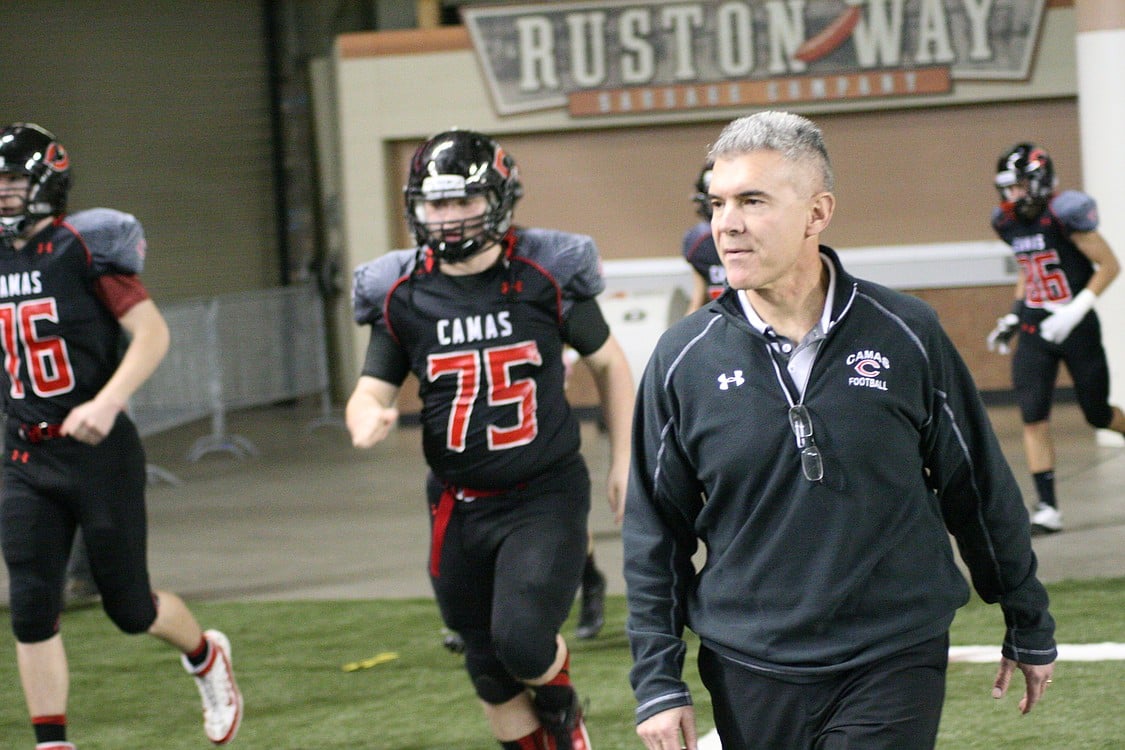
[{"left": 0, "top": 298, "right": 76, "bottom": 399}]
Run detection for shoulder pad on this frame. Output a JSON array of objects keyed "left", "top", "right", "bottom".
[
  {"left": 352, "top": 249, "right": 418, "bottom": 325},
  {"left": 67, "top": 208, "right": 147, "bottom": 274},
  {"left": 682, "top": 222, "right": 711, "bottom": 254},
  {"left": 515, "top": 228, "right": 605, "bottom": 300},
  {"left": 989, "top": 205, "right": 1006, "bottom": 231},
  {"left": 1050, "top": 190, "right": 1098, "bottom": 233}
]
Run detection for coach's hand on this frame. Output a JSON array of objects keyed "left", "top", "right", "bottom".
[
  {"left": 992, "top": 655, "right": 1054, "bottom": 714},
  {"left": 637, "top": 705, "right": 697, "bottom": 750}
]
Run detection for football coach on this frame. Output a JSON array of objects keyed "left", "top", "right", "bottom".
[{"left": 623, "top": 111, "right": 1056, "bottom": 750}]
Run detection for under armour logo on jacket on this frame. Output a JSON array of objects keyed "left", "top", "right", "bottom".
[{"left": 717, "top": 370, "right": 745, "bottom": 390}]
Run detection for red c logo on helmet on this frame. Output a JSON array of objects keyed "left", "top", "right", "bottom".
[
  {"left": 45, "top": 143, "right": 69, "bottom": 172},
  {"left": 1027, "top": 148, "right": 1047, "bottom": 171},
  {"left": 492, "top": 147, "right": 510, "bottom": 178}
]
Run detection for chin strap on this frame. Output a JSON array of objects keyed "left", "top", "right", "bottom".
[{"left": 0, "top": 216, "right": 24, "bottom": 241}]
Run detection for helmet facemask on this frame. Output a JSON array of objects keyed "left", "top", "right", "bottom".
[
  {"left": 404, "top": 130, "right": 522, "bottom": 264},
  {"left": 0, "top": 175, "right": 31, "bottom": 242},
  {"left": 408, "top": 176, "right": 509, "bottom": 263}
]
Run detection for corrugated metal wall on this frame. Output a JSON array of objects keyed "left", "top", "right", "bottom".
[{"left": 1, "top": 0, "right": 276, "bottom": 302}]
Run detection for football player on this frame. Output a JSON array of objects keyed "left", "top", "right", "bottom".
[
  {"left": 682, "top": 161, "right": 726, "bottom": 313},
  {"left": 0, "top": 123, "right": 242, "bottom": 748},
  {"left": 347, "top": 129, "right": 633, "bottom": 750},
  {"left": 987, "top": 142, "right": 1125, "bottom": 533}
]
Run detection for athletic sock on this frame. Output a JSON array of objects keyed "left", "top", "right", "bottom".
[
  {"left": 534, "top": 652, "right": 576, "bottom": 713},
  {"left": 32, "top": 714, "right": 67, "bottom": 743},
  {"left": 184, "top": 635, "right": 211, "bottom": 669},
  {"left": 1033, "top": 470, "right": 1057, "bottom": 508},
  {"left": 500, "top": 727, "right": 551, "bottom": 749}
]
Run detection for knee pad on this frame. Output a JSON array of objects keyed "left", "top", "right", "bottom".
[
  {"left": 102, "top": 591, "right": 157, "bottom": 635},
  {"left": 1081, "top": 403, "right": 1113, "bottom": 430},
  {"left": 471, "top": 671, "right": 525, "bottom": 705},
  {"left": 10, "top": 608, "right": 61, "bottom": 643},
  {"left": 491, "top": 619, "right": 557, "bottom": 682},
  {"left": 6, "top": 567, "right": 63, "bottom": 643},
  {"left": 463, "top": 631, "right": 524, "bottom": 705}
]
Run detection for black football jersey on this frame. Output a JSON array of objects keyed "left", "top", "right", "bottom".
[
  {"left": 682, "top": 221, "right": 725, "bottom": 301},
  {"left": 0, "top": 209, "right": 146, "bottom": 424},
  {"left": 353, "top": 228, "right": 604, "bottom": 489},
  {"left": 992, "top": 190, "right": 1098, "bottom": 320}
]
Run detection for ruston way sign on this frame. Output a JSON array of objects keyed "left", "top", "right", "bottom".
[{"left": 462, "top": 0, "right": 1047, "bottom": 117}]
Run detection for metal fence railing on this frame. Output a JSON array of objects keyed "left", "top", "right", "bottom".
[{"left": 129, "top": 283, "right": 341, "bottom": 482}]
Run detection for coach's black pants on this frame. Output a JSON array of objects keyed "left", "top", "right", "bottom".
[{"left": 698, "top": 633, "right": 948, "bottom": 750}]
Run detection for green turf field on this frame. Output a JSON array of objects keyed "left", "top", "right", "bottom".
[{"left": 2, "top": 578, "right": 1123, "bottom": 749}]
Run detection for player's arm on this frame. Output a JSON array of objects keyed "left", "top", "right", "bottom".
[
  {"left": 1011, "top": 270, "right": 1025, "bottom": 303},
  {"left": 62, "top": 297, "right": 170, "bottom": 445},
  {"left": 1039, "top": 230, "right": 1119, "bottom": 344},
  {"left": 346, "top": 375, "right": 401, "bottom": 449},
  {"left": 580, "top": 331, "right": 634, "bottom": 524},
  {"left": 555, "top": 235, "right": 635, "bottom": 517},
  {"left": 346, "top": 319, "right": 409, "bottom": 449},
  {"left": 1072, "top": 230, "right": 1120, "bottom": 296},
  {"left": 985, "top": 271, "right": 1025, "bottom": 354},
  {"left": 563, "top": 296, "right": 634, "bottom": 522}
]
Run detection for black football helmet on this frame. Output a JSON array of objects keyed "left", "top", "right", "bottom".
[
  {"left": 994, "top": 142, "right": 1055, "bottom": 222},
  {"left": 404, "top": 129, "right": 523, "bottom": 263},
  {"left": 692, "top": 161, "right": 714, "bottom": 220},
  {"left": 0, "top": 123, "right": 72, "bottom": 241}
]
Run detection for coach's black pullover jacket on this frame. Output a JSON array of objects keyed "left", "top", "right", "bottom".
[{"left": 623, "top": 246, "right": 1056, "bottom": 724}]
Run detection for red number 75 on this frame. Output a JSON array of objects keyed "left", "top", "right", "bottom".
[{"left": 427, "top": 340, "right": 542, "bottom": 452}]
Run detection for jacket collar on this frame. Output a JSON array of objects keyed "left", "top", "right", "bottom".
[{"left": 714, "top": 244, "right": 858, "bottom": 333}]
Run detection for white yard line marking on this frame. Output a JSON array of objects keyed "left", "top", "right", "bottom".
[{"left": 949, "top": 643, "right": 1125, "bottom": 662}]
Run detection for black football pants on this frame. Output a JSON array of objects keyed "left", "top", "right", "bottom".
[
  {"left": 2, "top": 415, "right": 156, "bottom": 642},
  {"left": 426, "top": 456, "right": 589, "bottom": 702},
  {"left": 1013, "top": 313, "right": 1113, "bottom": 427}
]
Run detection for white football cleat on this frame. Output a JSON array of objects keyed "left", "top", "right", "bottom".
[
  {"left": 1030, "top": 503, "right": 1062, "bottom": 534},
  {"left": 183, "top": 629, "right": 243, "bottom": 745}
]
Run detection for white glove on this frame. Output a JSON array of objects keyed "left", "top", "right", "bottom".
[
  {"left": 1039, "top": 289, "right": 1096, "bottom": 344},
  {"left": 986, "top": 313, "right": 1020, "bottom": 355}
]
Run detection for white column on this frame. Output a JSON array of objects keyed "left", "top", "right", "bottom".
[{"left": 1075, "top": 1, "right": 1125, "bottom": 445}]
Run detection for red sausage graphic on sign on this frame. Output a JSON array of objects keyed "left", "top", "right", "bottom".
[{"left": 794, "top": 5, "right": 862, "bottom": 63}]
